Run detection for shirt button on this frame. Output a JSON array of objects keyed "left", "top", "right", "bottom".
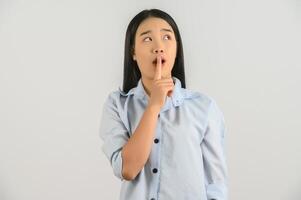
[
  {"left": 152, "top": 168, "right": 158, "bottom": 173},
  {"left": 154, "top": 138, "right": 159, "bottom": 143}
]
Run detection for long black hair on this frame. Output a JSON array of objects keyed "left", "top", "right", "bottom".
[{"left": 122, "top": 8, "right": 186, "bottom": 93}]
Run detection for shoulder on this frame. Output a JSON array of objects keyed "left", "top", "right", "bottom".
[
  {"left": 102, "top": 88, "right": 132, "bottom": 113},
  {"left": 101, "top": 90, "right": 131, "bottom": 130},
  {"left": 181, "top": 88, "right": 224, "bottom": 118},
  {"left": 103, "top": 90, "right": 118, "bottom": 105},
  {"left": 182, "top": 88, "right": 215, "bottom": 108},
  {"left": 106, "top": 86, "right": 136, "bottom": 102},
  {"left": 105, "top": 90, "right": 122, "bottom": 101}
]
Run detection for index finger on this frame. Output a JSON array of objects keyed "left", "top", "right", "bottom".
[{"left": 154, "top": 56, "right": 162, "bottom": 80}]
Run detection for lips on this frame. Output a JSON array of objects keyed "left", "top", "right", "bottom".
[{"left": 152, "top": 57, "right": 166, "bottom": 65}]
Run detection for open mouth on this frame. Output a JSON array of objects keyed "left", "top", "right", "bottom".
[{"left": 152, "top": 58, "right": 166, "bottom": 65}]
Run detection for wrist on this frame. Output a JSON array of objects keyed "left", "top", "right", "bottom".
[{"left": 146, "top": 104, "right": 161, "bottom": 115}]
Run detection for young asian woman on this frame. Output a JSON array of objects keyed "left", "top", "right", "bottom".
[{"left": 99, "top": 8, "right": 228, "bottom": 200}]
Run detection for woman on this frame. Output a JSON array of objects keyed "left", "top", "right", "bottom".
[{"left": 99, "top": 8, "right": 228, "bottom": 200}]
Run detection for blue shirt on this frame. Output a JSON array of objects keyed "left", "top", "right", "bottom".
[{"left": 99, "top": 76, "right": 228, "bottom": 200}]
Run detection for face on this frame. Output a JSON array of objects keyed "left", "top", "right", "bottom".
[{"left": 133, "top": 17, "right": 177, "bottom": 80}]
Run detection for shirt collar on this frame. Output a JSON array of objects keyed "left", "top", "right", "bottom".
[{"left": 118, "top": 76, "right": 185, "bottom": 108}]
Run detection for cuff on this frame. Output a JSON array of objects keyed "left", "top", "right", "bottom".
[{"left": 206, "top": 181, "right": 228, "bottom": 200}]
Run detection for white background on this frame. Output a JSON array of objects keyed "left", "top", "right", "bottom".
[{"left": 0, "top": 0, "right": 300, "bottom": 199}]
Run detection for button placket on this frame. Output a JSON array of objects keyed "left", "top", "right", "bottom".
[{"left": 149, "top": 112, "right": 162, "bottom": 200}]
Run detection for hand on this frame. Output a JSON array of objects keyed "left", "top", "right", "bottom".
[{"left": 148, "top": 55, "right": 174, "bottom": 109}]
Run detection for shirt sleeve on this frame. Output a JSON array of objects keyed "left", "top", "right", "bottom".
[
  {"left": 99, "top": 92, "right": 129, "bottom": 181},
  {"left": 201, "top": 98, "right": 229, "bottom": 200}
]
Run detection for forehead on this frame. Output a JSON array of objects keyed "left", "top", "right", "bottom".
[{"left": 136, "top": 17, "right": 173, "bottom": 33}]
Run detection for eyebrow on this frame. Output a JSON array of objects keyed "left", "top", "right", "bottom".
[{"left": 139, "top": 28, "right": 173, "bottom": 37}]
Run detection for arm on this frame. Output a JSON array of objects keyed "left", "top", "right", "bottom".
[
  {"left": 121, "top": 105, "right": 160, "bottom": 180},
  {"left": 99, "top": 93, "right": 160, "bottom": 181},
  {"left": 99, "top": 93, "right": 129, "bottom": 181},
  {"left": 201, "top": 99, "right": 228, "bottom": 200}
]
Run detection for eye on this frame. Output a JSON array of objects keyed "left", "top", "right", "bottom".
[
  {"left": 163, "top": 35, "right": 171, "bottom": 40},
  {"left": 143, "top": 37, "right": 152, "bottom": 42}
]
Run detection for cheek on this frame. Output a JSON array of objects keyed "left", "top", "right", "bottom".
[
  {"left": 169, "top": 44, "right": 177, "bottom": 60},
  {"left": 135, "top": 47, "right": 149, "bottom": 60},
  {"left": 172, "top": 43, "right": 177, "bottom": 55},
  {"left": 166, "top": 42, "right": 177, "bottom": 56},
  {"left": 136, "top": 56, "right": 152, "bottom": 73}
]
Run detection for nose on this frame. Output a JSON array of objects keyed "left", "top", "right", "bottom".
[
  {"left": 153, "top": 43, "right": 164, "bottom": 54},
  {"left": 153, "top": 48, "right": 164, "bottom": 54}
]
